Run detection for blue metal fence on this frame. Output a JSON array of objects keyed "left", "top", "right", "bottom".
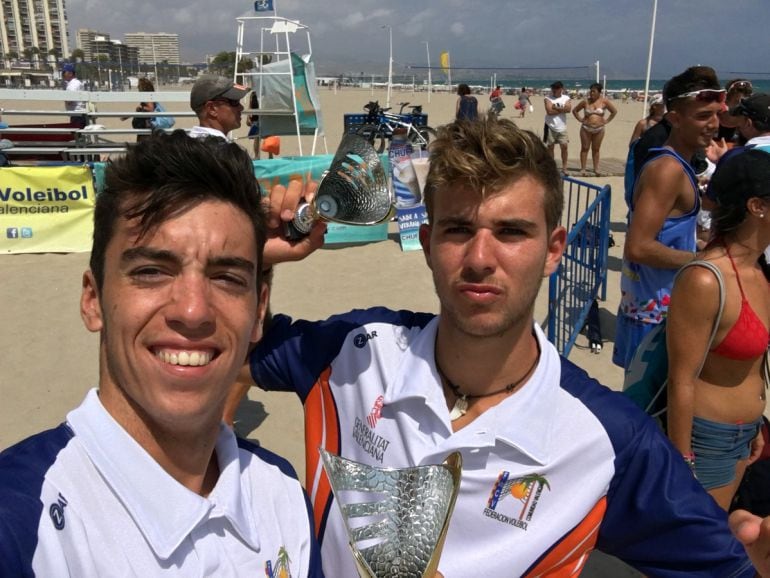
[{"left": 547, "top": 177, "right": 612, "bottom": 356}]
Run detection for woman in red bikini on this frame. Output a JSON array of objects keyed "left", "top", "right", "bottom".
[{"left": 667, "top": 148, "right": 770, "bottom": 510}]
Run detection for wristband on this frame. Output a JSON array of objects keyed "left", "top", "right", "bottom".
[{"left": 682, "top": 452, "right": 696, "bottom": 469}]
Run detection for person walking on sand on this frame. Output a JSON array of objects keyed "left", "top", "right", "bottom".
[
  {"left": 455, "top": 83, "right": 478, "bottom": 121},
  {"left": 518, "top": 87, "right": 532, "bottom": 118},
  {"left": 544, "top": 81, "right": 571, "bottom": 175},
  {"left": 489, "top": 85, "right": 504, "bottom": 117}
]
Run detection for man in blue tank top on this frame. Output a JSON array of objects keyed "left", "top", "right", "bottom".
[{"left": 614, "top": 66, "right": 725, "bottom": 369}]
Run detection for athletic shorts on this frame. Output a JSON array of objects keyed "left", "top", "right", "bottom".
[
  {"left": 612, "top": 313, "right": 658, "bottom": 370},
  {"left": 692, "top": 416, "right": 762, "bottom": 490},
  {"left": 546, "top": 127, "right": 569, "bottom": 146}
]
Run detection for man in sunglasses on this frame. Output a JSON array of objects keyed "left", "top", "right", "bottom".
[
  {"left": 730, "top": 93, "right": 770, "bottom": 149},
  {"left": 718, "top": 79, "right": 754, "bottom": 144},
  {"left": 189, "top": 75, "right": 250, "bottom": 140},
  {"left": 615, "top": 66, "right": 724, "bottom": 369}
]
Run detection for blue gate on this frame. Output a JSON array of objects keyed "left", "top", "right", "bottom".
[{"left": 547, "top": 177, "right": 611, "bottom": 356}]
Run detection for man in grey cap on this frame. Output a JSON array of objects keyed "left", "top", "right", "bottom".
[
  {"left": 731, "top": 93, "right": 770, "bottom": 148},
  {"left": 189, "top": 75, "right": 250, "bottom": 140}
]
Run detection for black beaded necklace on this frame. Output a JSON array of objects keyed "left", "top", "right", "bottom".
[{"left": 435, "top": 351, "right": 540, "bottom": 421}]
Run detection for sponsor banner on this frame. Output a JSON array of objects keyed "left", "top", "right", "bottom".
[
  {"left": 252, "top": 155, "right": 389, "bottom": 245},
  {"left": 395, "top": 205, "right": 428, "bottom": 252},
  {"left": 0, "top": 166, "right": 95, "bottom": 253},
  {"left": 389, "top": 144, "right": 429, "bottom": 252}
]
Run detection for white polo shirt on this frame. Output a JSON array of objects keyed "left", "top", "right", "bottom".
[
  {"left": 189, "top": 125, "right": 230, "bottom": 141},
  {"left": 0, "top": 389, "right": 322, "bottom": 577},
  {"left": 251, "top": 307, "right": 754, "bottom": 578}
]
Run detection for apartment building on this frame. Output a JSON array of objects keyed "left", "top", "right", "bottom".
[
  {"left": 0, "top": 0, "right": 70, "bottom": 63},
  {"left": 124, "top": 32, "right": 179, "bottom": 65},
  {"left": 76, "top": 28, "right": 139, "bottom": 69}
]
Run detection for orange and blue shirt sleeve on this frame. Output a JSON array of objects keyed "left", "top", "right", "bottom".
[{"left": 558, "top": 361, "right": 754, "bottom": 577}]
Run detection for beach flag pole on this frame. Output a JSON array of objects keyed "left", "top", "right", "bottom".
[
  {"left": 642, "top": 0, "right": 658, "bottom": 118},
  {"left": 422, "top": 41, "right": 432, "bottom": 103}
]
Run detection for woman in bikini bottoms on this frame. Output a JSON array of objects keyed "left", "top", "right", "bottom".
[
  {"left": 667, "top": 148, "right": 770, "bottom": 510},
  {"left": 572, "top": 82, "right": 617, "bottom": 176}
]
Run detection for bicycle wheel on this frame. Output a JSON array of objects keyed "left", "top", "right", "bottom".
[
  {"left": 356, "top": 124, "right": 387, "bottom": 154},
  {"left": 408, "top": 126, "right": 437, "bottom": 150}
]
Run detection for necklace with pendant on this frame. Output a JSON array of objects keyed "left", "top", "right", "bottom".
[{"left": 436, "top": 352, "right": 540, "bottom": 421}]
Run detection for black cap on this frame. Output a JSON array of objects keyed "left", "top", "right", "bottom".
[
  {"left": 730, "top": 93, "right": 770, "bottom": 125},
  {"left": 550, "top": 81, "right": 564, "bottom": 90},
  {"left": 707, "top": 148, "right": 770, "bottom": 205}
]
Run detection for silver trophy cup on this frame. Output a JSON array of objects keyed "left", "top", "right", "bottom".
[
  {"left": 319, "top": 449, "right": 462, "bottom": 578},
  {"left": 285, "top": 133, "right": 393, "bottom": 239}
]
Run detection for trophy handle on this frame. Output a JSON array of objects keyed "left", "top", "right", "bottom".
[{"left": 423, "top": 452, "right": 462, "bottom": 577}]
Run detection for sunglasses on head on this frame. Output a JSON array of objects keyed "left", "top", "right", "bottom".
[
  {"left": 211, "top": 98, "right": 242, "bottom": 108},
  {"left": 668, "top": 88, "right": 726, "bottom": 104},
  {"left": 727, "top": 80, "right": 753, "bottom": 93}
]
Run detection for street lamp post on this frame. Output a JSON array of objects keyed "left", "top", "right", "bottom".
[
  {"left": 422, "top": 40, "right": 431, "bottom": 103},
  {"left": 151, "top": 36, "right": 159, "bottom": 86},
  {"left": 382, "top": 25, "right": 392, "bottom": 108}
]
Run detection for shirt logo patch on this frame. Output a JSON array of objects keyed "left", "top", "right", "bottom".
[
  {"left": 49, "top": 493, "right": 69, "bottom": 530},
  {"left": 483, "top": 471, "right": 550, "bottom": 531},
  {"left": 353, "top": 330, "right": 378, "bottom": 348},
  {"left": 353, "top": 416, "right": 391, "bottom": 463},
  {"left": 265, "top": 546, "right": 292, "bottom": 578},
  {"left": 367, "top": 395, "right": 385, "bottom": 428}
]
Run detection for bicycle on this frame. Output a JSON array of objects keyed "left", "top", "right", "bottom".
[{"left": 355, "top": 101, "right": 437, "bottom": 154}]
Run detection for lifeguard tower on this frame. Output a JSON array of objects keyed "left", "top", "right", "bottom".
[{"left": 234, "top": 15, "right": 326, "bottom": 155}]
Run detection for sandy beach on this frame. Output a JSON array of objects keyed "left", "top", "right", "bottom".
[
  {"left": 0, "top": 86, "right": 641, "bottom": 575},
  {"left": 1, "top": 84, "right": 637, "bottom": 450}
]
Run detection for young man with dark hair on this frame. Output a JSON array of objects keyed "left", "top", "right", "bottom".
[
  {"left": 242, "top": 117, "right": 760, "bottom": 577},
  {"left": 0, "top": 132, "right": 322, "bottom": 577},
  {"left": 614, "top": 66, "right": 724, "bottom": 369}
]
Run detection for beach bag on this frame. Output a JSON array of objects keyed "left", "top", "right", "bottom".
[
  {"left": 623, "top": 260, "right": 725, "bottom": 428},
  {"left": 514, "top": 101, "right": 523, "bottom": 110},
  {"left": 528, "top": 104, "right": 534, "bottom": 113}
]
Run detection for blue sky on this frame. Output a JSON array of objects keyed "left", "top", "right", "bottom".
[{"left": 66, "top": 0, "right": 770, "bottom": 81}]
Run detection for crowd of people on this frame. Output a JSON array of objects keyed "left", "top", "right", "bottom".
[
  {"left": 3, "top": 70, "right": 770, "bottom": 577},
  {"left": 617, "top": 66, "right": 770, "bottom": 518}
]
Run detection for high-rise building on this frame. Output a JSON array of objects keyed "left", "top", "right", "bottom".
[
  {"left": 75, "top": 28, "right": 108, "bottom": 61},
  {"left": 0, "top": 0, "right": 71, "bottom": 64},
  {"left": 124, "top": 32, "right": 179, "bottom": 65}
]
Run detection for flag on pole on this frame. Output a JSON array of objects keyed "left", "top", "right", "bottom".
[
  {"left": 254, "top": 0, "right": 274, "bottom": 11},
  {"left": 440, "top": 51, "right": 450, "bottom": 74}
]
